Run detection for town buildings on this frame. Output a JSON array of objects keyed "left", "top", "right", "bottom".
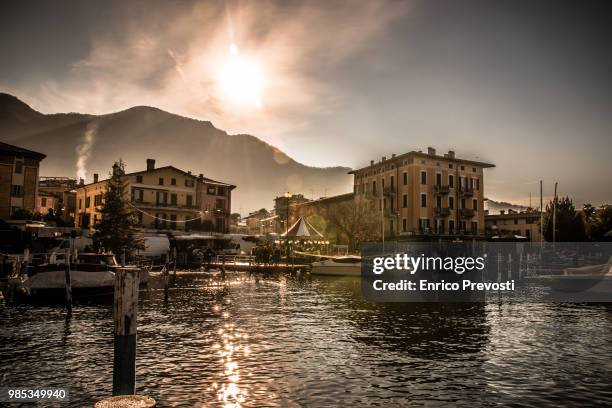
[
  {"left": 350, "top": 147, "right": 495, "bottom": 238},
  {"left": 274, "top": 193, "right": 309, "bottom": 234},
  {"left": 485, "top": 209, "right": 542, "bottom": 242},
  {"left": 36, "top": 176, "right": 77, "bottom": 225},
  {"left": 0, "top": 142, "right": 46, "bottom": 220},
  {"left": 75, "top": 159, "right": 235, "bottom": 233}
]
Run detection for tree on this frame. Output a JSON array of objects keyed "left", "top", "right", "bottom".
[
  {"left": 542, "top": 196, "right": 587, "bottom": 242},
  {"left": 327, "top": 195, "right": 380, "bottom": 251},
  {"left": 230, "top": 213, "right": 241, "bottom": 225},
  {"left": 588, "top": 204, "right": 612, "bottom": 241},
  {"left": 92, "top": 161, "right": 144, "bottom": 255}
]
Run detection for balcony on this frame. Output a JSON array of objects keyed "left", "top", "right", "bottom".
[
  {"left": 434, "top": 207, "right": 451, "bottom": 217},
  {"left": 383, "top": 187, "right": 396, "bottom": 197},
  {"left": 460, "top": 208, "right": 475, "bottom": 218},
  {"left": 434, "top": 184, "right": 450, "bottom": 195},
  {"left": 459, "top": 187, "right": 474, "bottom": 197}
]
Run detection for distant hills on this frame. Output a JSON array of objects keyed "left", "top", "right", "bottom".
[
  {"left": 485, "top": 199, "right": 530, "bottom": 215},
  {"left": 0, "top": 93, "right": 353, "bottom": 213}
]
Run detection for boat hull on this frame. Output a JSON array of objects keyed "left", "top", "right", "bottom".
[{"left": 310, "top": 259, "right": 361, "bottom": 277}]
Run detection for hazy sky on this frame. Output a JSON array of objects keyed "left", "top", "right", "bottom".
[{"left": 1, "top": 0, "right": 611, "bottom": 206}]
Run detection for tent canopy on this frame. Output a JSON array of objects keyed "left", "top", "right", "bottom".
[{"left": 281, "top": 216, "right": 325, "bottom": 239}]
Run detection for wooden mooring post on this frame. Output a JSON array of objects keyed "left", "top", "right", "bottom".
[
  {"left": 112, "top": 267, "right": 140, "bottom": 396},
  {"left": 64, "top": 249, "right": 72, "bottom": 315}
]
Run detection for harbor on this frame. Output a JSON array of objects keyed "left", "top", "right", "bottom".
[{"left": 1, "top": 270, "right": 611, "bottom": 407}]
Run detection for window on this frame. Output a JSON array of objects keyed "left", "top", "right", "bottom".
[
  {"left": 472, "top": 167, "right": 476, "bottom": 172},
  {"left": 470, "top": 178, "right": 474, "bottom": 190},
  {"left": 171, "top": 194, "right": 177, "bottom": 205},
  {"left": 171, "top": 178, "right": 177, "bottom": 186},
  {"left": 390, "top": 176, "right": 394, "bottom": 191},
  {"left": 461, "top": 165, "right": 465, "bottom": 170},
  {"left": 41, "top": 197, "right": 47, "bottom": 207},
  {"left": 461, "top": 198, "right": 466, "bottom": 209},
  {"left": 403, "top": 218, "right": 407, "bottom": 232},
  {"left": 158, "top": 177, "right": 164, "bottom": 185},
  {"left": 436, "top": 173, "right": 442, "bottom": 186},
  {"left": 14, "top": 161, "right": 23, "bottom": 174},
  {"left": 170, "top": 214, "right": 177, "bottom": 230},
  {"left": 381, "top": 177, "right": 385, "bottom": 189},
  {"left": 421, "top": 193, "right": 427, "bottom": 208},
  {"left": 436, "top": 196, "right": 442, "bottom": 208},
  {"left": 471, "top": 221, "right": 478, "bottom": 235},
  {"left": 136, "top": 175, "right": 143, "bottom": 183},
  {"left": 94, "top": 194, "right": 102, "bottom": 206},
  {"left": 403, "top": 194, "right": 407, "bottom": 208},
  {"left": 390, "top": 220, "right": 394, "bottom": 233},
  {"left": 403, "top": 172, "right": 408, "bottom": 185},
  {"left": 472, "top": 199, "right": 478, "bottom": 211},
  {"left": 78, "top": 199, "right": 82, "bottom": 210},
  {"left": 514, "top": 218, "right": 518, "bottom": 225},
  {"left": 216, "top": 198, "right": 225, "bottom": 210},
  {"left": 420, "top": 218, "right": 430, "bottom": 232},
  {"left": 449, "top": 196, "right": 454, "bottom": 209},
  {"left": 207, "top": 186, "right": 216, "bottom": 195},
  {"left": 218, "top": 187, "right": 226, "bottom": 196},
  {"left": 476, "top": 178, "right": 480, "bottom": 190},
  {"left": 420, "top": 171, "right": 427, "bottom": 185},
  {"left": 449, "top": 163, "right": 453, "bottom": 169},
  {"left": 185, "top": 179, "right": 195, "bottom": 188},
  {"left": 10, "top": 185, "right": 22, "bottom": 197},
  {"left": 85, "top": 196, "right": 91, "bottom": 208},
  {"left": 133, "top": 188, "right": 143, "bottom": 202},
  {"left": 186, "top": 195, "right": 193, "bottom": 207},
  {"left": 449, "top": 219, "right": 455, "bottom": 233},
  {"left": 137, "top": 212, "right": 143, "bottom": 224},
  {"left": 449, "top": 175, "right": 454, "bottom": 188},
  {"left": 372, "top": 180, "right": 377, "bottom": 195}
]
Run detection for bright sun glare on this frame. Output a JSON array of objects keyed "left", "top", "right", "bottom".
[{"left": 218, "top": 44, "right": 263, "bottom": 108}]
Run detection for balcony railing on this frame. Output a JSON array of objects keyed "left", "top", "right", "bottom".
[
  {"left": 383, "top": 187, "right": 396, "bottom": 197},
  {"left": 459, "top": 187, "right": 474, "bottom": 197},
  {"left": 460, "top": 208, "right": 475, "bottom": 218},
  {"left": 434, "top": 184, "right": 450, "bottom": 195},
  {"left": 434, "top": 207, "right": 451, "bottom": 217}
]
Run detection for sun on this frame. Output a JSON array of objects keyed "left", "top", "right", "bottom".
[{"left": 217, "top": 44, "right": 264, "bottom": 108}]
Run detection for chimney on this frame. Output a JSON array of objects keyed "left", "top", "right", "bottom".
[
  {"left": 93, "top": 173, "right": 99, "bottom": 183},
  {"left": 370, "top": 160, "right": 374, "bottom": 166},
  {"left": 500, "top": 210, "right": 505, "bottom": 215},
  {"left": 199, "top": 173, "right": 204, "bottom": 179},
  {"left": 427, "top": 147, "right": 436, "bottom": 156},
  {"left": 79, "top": 178, "right": 84, "bottom": 186},
  {"left": 448, "top": 150, "right": 455, "bottom": 159},
  {"left": 146, "top": 158, "right": 155, "bottom": 171},
  {"left": 391, "top": 153, "right": 396, "bottom": 158},
  {"left": 382, "top": 156, "right": 386, "bottom": 161}
]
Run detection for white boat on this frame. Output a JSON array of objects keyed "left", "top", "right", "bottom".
[
  {"left": 536, "top": 256, "right": 612, "bottom": 296},
  {"left": 310, "top": 256, "right": 361, "bottom": 276},
  {"left": 16, "top": 253, "right": 120, "bottom": 300}
]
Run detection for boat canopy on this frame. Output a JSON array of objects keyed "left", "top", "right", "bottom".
[{"left": 281, "top": 216, "right": 325, "bottom": 239}]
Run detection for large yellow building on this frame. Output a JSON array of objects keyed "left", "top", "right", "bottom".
[
  {"left": 350, "top": 147, "right": 495, "bottom": 238},
  {"left": 75, "top": 159, "right": 235, "bottom": 232}
]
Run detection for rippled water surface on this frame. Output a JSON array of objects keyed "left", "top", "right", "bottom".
[{"left": 2, "top": 271, "right": 612, "bottom": 407}]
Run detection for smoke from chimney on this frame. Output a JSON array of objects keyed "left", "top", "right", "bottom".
[{"left": 76, "top": 122, "right": 97, "bottom": 182}]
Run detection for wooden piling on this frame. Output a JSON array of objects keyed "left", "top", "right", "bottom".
[
  {"left": 112, "top": 267, "right": 140, "bottom": 396},
  {"left": 64, "top": 249, "right": 72, "bottom": 315}
]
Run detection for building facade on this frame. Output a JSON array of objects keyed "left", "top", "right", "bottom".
[
  {"left": 485, "top": 209, "right": 542, "bottom": 242},
  {"left": 75, "top": 159, "right": 235, "bottom": 232},
  {"left": 351, "top": 147, "right": 495, "bottom": 238},
  {"left": 0, "top": 142, "right": 46, "bottom": 220},
  {"left": 37, "top": 176, "right": 77, "bottom": 225}
]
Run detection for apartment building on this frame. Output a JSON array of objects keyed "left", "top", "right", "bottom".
[
  {"left": 350, "top": 147, "right": 495, "bottom": 238},
  {"left": 75, "top": 159, "right": 235, "bottom": 232},
  {"left": 0, "top": 142, "right": 46, "bottom": 219},
  {"left": 485, "top": 209, "right": 542, "bottom": 242},
  {"left": 37, "top": 176, "right": 77, "bottom": 224}
]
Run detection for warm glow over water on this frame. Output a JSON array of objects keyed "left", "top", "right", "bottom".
[{"left": 1, "top": 272, "right": 611, "bottom": 406}]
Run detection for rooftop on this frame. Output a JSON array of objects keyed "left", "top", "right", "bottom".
[
  {"left": 0, "top": 142, "right": 46, "bottom": 160},
  {"left": 349, "top": 147, "right": 494, "bottom": 174}
]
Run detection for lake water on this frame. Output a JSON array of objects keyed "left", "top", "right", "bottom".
[{"left": 1, "top": 271, "right": 611, "bottom": 407}]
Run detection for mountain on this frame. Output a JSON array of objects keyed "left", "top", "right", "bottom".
[
  {"left": 485, "top": 199, "right": 531, "bottom": 215},
  {"left": 0, "top": 93, "right": 353, "bottom": 213}
]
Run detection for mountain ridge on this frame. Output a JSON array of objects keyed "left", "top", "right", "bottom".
[{"left": 0, "top": 92, "right": 353, "bottom": 213}]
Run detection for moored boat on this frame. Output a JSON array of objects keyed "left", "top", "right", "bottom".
[{"left": 310, "top": 256, "right": 361, "bottom": 276}]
